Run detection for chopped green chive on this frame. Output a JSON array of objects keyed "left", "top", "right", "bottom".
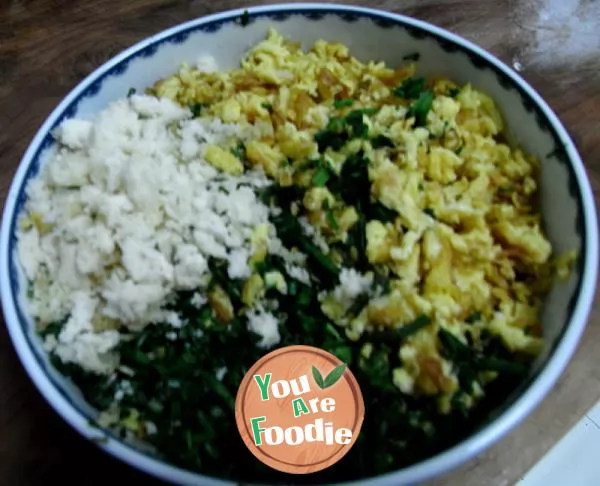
[
  {"left": 407, "top": 90, "right": 434, "bottom": 127},
  {"left": 393, "top": 76, "right": 426, "bottom": 99},
  {"left": 395, "top": 314, "right": 432, "bottom": 339},
  {"left": 334, "top": 98, "right": 354, "bottom": 108},
  {"left": 423, "top": 207, "right": 436, "bottom": 218},
  {"left": 231, "top": 142, "right": 246, "bottom": 160},
  {"left": 448, "top": 87, "right": 461, "bottom": 98},
  {"left": 312, "top": 167, "right": 331, "bottom": 187},
  {"left": 189, "top": 103, "right": 207, "bottom": 118},
  {"left": 465, "top": 312, "right": 482, "bottom": 324},
  {"left": 371, "top": 135, "right": 394, "bottom": 149},
  {"left": 402, "top": 52, "right": 421, "bottom": 62},
  {"left": 325, "top": 207, "right": 339, "bottom": 230}
]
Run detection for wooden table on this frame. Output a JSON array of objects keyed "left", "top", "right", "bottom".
[{"left": 1, "top": 1, "right": 599, "bottom": 484}]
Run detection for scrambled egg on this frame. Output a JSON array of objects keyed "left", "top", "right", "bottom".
[{"left": 151, "top": 28, "right": 576, "bottom": 412}]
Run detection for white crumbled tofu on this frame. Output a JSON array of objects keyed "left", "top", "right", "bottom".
[
  {"left": 16, "top": 94, "right": 275, "bottom": 374},
  {"left": 17, "top": 229, "right": 43, "bottom": 280},
  {"left": 392, "top": 367, "right": 415, "bottom": 394},
  {"left": 298, "top": 216, "right": 329, "bottom": 252},
  {"left": 196, "top": 55, "right": 218, "bottom": 73},
  {"left": 173, "top": 244, "right": 208, "bottom": 290},
  {"left": 227, "top": 248, "right": 252, "bottom": 280},
  {"left": 48, "top": 152, "right": 91, "bottom": 187},
  {"left": 190, "top": 293, "right": 207, "bottom": 309},
  {"left": 46, "top": 291, "right": 120, "bottom": 373},
  {"left": 246, "top": 306, "right": 281, "bottom": 349},
  {"left": 334, "top": 268, "right": 374, "bottom": 302},
  {"left": 285, "top": 263, "right": 311, "bottom": 285},
  {"left": 53, "top": 329, "right": 120, "bottom": 375},
  {"left": 53, "top": 119, "right": 93, "bottom": 150}
]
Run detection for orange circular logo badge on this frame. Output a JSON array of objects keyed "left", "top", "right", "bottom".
[{"left": 235, "top": 345, "right": 365, "bottom": 475}]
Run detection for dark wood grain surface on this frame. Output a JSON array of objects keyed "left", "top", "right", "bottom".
[{"left": 1, "top": 1, "right": 599, "bottom": 485}]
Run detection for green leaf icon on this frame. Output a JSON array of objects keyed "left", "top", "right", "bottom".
[
  {"left": 323, "top": 363, "right": 347, "bottom": 388},
  {"left": 312, "top": 366, "right": 325, "bottom": 389}
]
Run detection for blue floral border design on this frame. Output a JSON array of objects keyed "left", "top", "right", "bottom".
[{"left": 6, "top": 6, "right": 588, "bottom": 480}]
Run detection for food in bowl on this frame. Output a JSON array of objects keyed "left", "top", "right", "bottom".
[{"left": 15, "top": 28, "right": 576, "bottom": 482}]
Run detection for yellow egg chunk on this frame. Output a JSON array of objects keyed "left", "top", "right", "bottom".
[
  {"left": 204, "top": 145, "right": 244, "bottom": 175},
  {"left": 245, "top": 140, "right": 284, "bottom": 178},
  {"left": 366, "top": 220, "right": 393, "bottom": 264}
]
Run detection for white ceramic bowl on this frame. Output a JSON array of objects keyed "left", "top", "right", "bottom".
[{"left": 1, "top": 4, "right": 598, "bottom": 485}]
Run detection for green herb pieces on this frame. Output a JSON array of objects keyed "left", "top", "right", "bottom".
[
  {"left": 438, "top": 329, "right": 471, "bottom": 361},
  {"left": 438, "top": 328, "right": 529, "bottom": 394},
  {"left": 347, "top": 293, "right": 370, "bottom": 317},
  {"left": 189, "top": 103, "right": 207, "bottom": 118},
  {"left": 338, "top": 151, "right": 370, "bottom": 207},
  {"left": 407, "top": 90, "right": 434, "bottom": 127},
  {"left": 301, "top": 238, "right": 340, "bottom": 279},
  {"left": 465, "top": 312, "right": 482, "bottom": 324},
  {"left": 328, "top": 344, "right": 353, "bottom": 364},
  {"left": 371, "top": 135, "right": 395, "bottom": 149},
  {"left": 312, "top": 166, "right": 331, "bottom": 187},
  {"left": 396, "top": 314, "right": 432, "bottom": 339},
  {"left": 296, "top": 285, "right": 312, "bottom": 307},
  {"left": 393, "top": 76, "right": 426, "bottom": 99},
  {"left": 546, "top": 145, "right": 566, "bottom": 159},
  {"left": 424, "top": 207, "right": 436, "bottom": 218},
  {"left": 270, "top": 211, "right": 340, "bottom": 284},
  {"left": 450, "top": 391, "right": 470, "bottom": 417},
  {"left": 359, "top": 346, "right": 394, "bottom": 391},
  {"left": 326, "top": 210, "right": 339, "bottom": 230},
  {"left": 438, "top": 329, "right": 479, "bottom": 393},
  {"left": 334, "top": 98, "right": 354, "bottom": 108},
  {"left": 207, "top": 258, "right": 244, "bottom": 307},
  {"left": 369, "top": 202, "right": 397, "bottom": 223},
  {"left": 325, "top": 323, "right": 343, "bottom": 341},
  {"left": 372, "top": 272, "right": 391, "bottom": 295},
  {"left": 206, "top": 375, "right": 236, "bottom": 410},
  {"left": 239, "top": 9, "right": 250, "bottom": 26},
  {"left": 40, "top": 320, "right": 64, "bottom": 338},
  {"left": 323, "top": 200, "right": 339, "bottom": 230},
  {"left": 349, "top": 214, "right": 368, "bottom": 270},
  {"left": 127, "top": 87, "right": 136, "bottom": 97},
  {"left": 231, "top": 142, "right": 246, "bottom": 160},
  {"left": 314, "top": 117, "right": 348, "bottom": 152},
  {"left": 368, "top": 314, "right": 432, "bottom": 344},
  {"left": 314, "top": 109, "right": 376, "bottom": 151},
  {"left": 402, "top": 52, "right": 421, "bottom": 62},
  {"left": 448, "top": 87, "right": 461, "bottom": 98},
  {"left": 474, "top": 357, "right": 528, "bottom": 375},
  {"left": 345, "top": 109, "right": 370, "bottom": 139}
]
